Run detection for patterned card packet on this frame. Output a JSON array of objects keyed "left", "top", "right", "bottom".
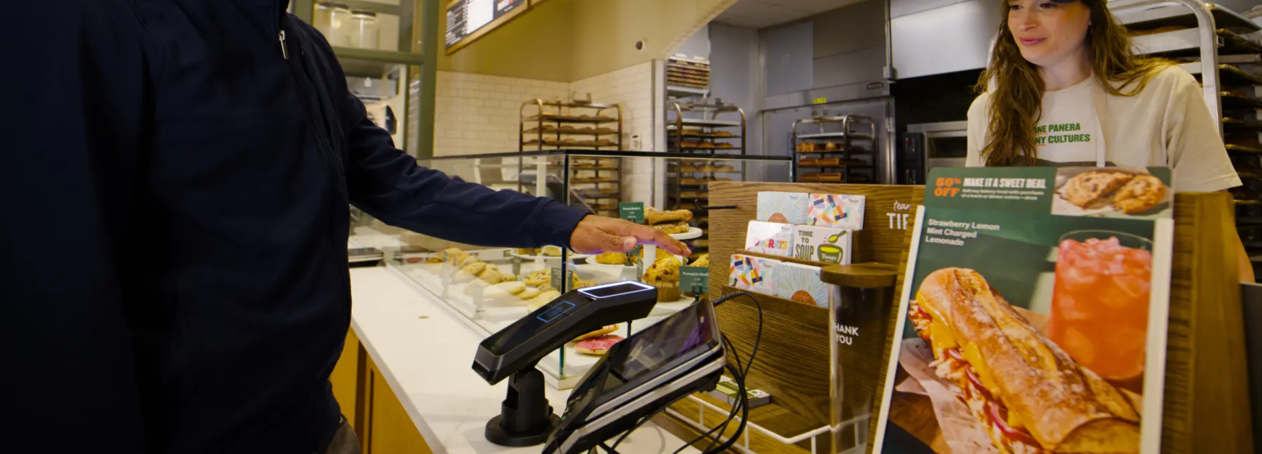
[
  {"left": 807, "top": 194, "right": 866, "bottom": 230},
  {"left": 729, "top": 254, "right": 778, "bottom": 294},
  {"left": 771, "top": 262, "right": 831, "bottom": 307},
  {"left": 744, "top": 221, "right": 794, "bottom": 257},
  {"left": 757, "top": 192, "right": 810, "bottom": 225}
]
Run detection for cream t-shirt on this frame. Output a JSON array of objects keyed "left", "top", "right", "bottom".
[{"left": 966, "top": 66, "right": 1241, "bottom": 193}]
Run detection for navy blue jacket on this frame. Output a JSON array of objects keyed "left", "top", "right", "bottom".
[{"left": 0, "top": 1, "right": 586, "bottom": 453}]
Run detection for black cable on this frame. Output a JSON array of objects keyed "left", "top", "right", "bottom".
[
  {"left": 699, "top": 339, "right": 745, "bottom": 453},
  {"left": 672, "top": 291, "right": 763, "bottom": 454},
  {"left": 607, "top": 413, "right": 654, "bottom": 453},
  {"left": 670, "top": 342, "right": 745, "bottom": 454}
]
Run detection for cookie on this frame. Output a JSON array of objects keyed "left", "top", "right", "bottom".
[
  {"left": 517, "top": 287, "right": 542, "bottom": 300},
  {"left": 646, "top": 208, "right": 693, "bottom": 225},
  {"left": 1112, "top": 174, "right": 1167, "bottom": 214},
  {"left": 527, "top": 290, "right": 563, "bottom": 310},
  {"left": 1063, "top": 170, "right": 1134, "bottom": 209},
  {"left": 478, "top": 269, "right": 512, "bottom": 284},
  {"left": 492, "top": 282, "right": 527, "bottom": 295},
  {"left": 574, "top": 335, "right": 624, "bottom": 356},
  {"left": 523, "top": 269, "right": 551, "bottom": 287},
  {"left": 574, "top": 325, "right": 618, "bottom": 341}
]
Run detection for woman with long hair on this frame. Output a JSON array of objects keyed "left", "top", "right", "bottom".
[{"left": 966, "top": 0, "right": 1251, "bottom": 280}]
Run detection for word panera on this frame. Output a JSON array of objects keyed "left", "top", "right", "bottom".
[{"left": 961, "top": 177, "right": 1048, "bottom": 189}]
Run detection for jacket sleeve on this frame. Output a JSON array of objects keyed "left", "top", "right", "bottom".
[
  {"left": 336, "top": 76, "right": 586, "bottom": 248},
  {"left": 0, "top": 1, "right": 149, "bottom": 451}
]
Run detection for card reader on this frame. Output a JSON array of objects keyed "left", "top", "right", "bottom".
[
  {"left": 471, "top": 281, "right": 660, "bottom": 446},
  {"left": 543, "top": 299, "right": 726, "bottom": 454}
]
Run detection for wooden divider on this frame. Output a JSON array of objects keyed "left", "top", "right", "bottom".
[
  {"left": 652, "top": 182, "right": 922, "bottom": 454},
  {"left": 655, "top": 184, "right": 1254, "bottom": 454}
]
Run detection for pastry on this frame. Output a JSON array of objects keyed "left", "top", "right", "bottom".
[
  {"left": 523, "top": 269, "right": 551, "bottom": 287},
  {"left": 824, "top": 142, "right": 838, "bottom": 151},
  {"left": 459, "top": 262, "right": 486, "bottom": 277},
  {"left": 797, "top": 142, "right": 816, "bottom": 152},
  {"left": 594, "top": 251, "right": 629, "bottom": 265},
  {"left": 426, "top": 257, "right": 443, "bottom": 264},
  {"left": 689, "top": 254, "right": 710, "bottom": 268},
  {"left": 699, "top": 164, "right": 717, "bottom": 172},
  {"left": 713, "top": 131, "right": 734, "bottom": 137},
  {"left": 492, "top": 281, "right": 526, "bottom": 295},
  {"left": 716, "top": 143, "right": 734, "bottom": 149},
  {"left": 517, "top": 248, "right": 541, "bottom": 255},
  {"left": 527, "top": 290, "right": 563, "bottom": 310},
  {"left": 574, "top": 335, "right": 624, "bottom": 356},
  {"left": 542, "top": 246, "right": 563, "bottom": 257},
  {"left": 653, "top": 221, "right": 691, "bottom": 235},
  {"left": 909, "top": 268, "right": 1141, "bottom": 454},
  {"left": 643, "top": 257, "right": 682, "bottom": 302},
  {"left": 574, "top": 325, "right": 618, "bottom": 341},
  {"left": 442, "top": 248, "right": 469, "bottom": 265},
  {"left": 1062, "top": 170, "right": 1135, "bottom": 209},
  {"left": 645, "top": 207, "right": 693, "bottom": 225},
  {"left": 1112, "top": 174, "right": 1167, "bottom": 214},
  {"left": 517, "top": 287, "right": 542, "bottom": 300},
  {"left": 713, "top": 165, "right": 735, "bottom": 172},
  {"left": 460, "top": 255, "right": 483, "bottom": 267},
  {"left": 478, "top": 269, "right": 512, "bottom": 284}
]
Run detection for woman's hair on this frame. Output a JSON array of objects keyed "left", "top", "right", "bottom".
[{"left": 977, "top": 0, "right": 1169, "bottom": 166}]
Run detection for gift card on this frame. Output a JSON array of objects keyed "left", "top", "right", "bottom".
[
  {"left": 808, "top": 194, "right": 866, "bottom": 230},
  {"left": 772, "top": 262, "right": 831, "bottom": 307},
  {"left": 729, "top": 254, "right": 778, "bottom": 294},
  {"left": 792, "top": 226, "right": 853, "bottom": 265},
  {"left": 757, "top": 192, "right": 810, "bottom": 225},
  {"left": 745, "top": 221, "right": 794, "bottom": 257}
]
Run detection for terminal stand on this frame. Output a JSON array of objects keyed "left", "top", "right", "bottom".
[{"left": 486, "top": 365, "right": 562, "bottom": 446}]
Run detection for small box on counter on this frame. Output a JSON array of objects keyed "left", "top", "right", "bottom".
[
  {"left": 772, "top": 262, "right": 831, "bottom": 307},
  {"left": 757, "top": 192, "right": 809, "bottom": 225},
  {"left": 744, "top": 221, "right": 794, "bottom": 257},
  {"left": 709, "top": 375, "right": 772, "bottom": 409},
  {"left": 792, "top": 226, "right": 853, "bottom": 265},
  {"left": 808, "top": 194, "right": 866, "bottom": 230},
  {"left": 729, "top": 254, "right": 778, "bottom": 294}
]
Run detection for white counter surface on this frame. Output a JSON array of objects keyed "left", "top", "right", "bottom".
[{"left": 349, "top": 265, "right": 700, "bottom": 454}]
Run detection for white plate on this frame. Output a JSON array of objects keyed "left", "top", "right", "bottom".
[
  {"left": 509, "top": 251, "right": 592, "bottom": 261},
  {"left": 670, "top": 227, "right": 704, "bottom": 240},
  {"left": 650, "top": 296, "right": 696, "bottom": 316}
]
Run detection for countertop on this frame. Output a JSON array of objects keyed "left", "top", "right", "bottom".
[{"left": 348, "top": 263, "right": 701, "bottom": 454}]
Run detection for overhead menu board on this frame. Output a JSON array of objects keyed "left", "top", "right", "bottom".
[{"left": 445, "top": 0, "right": 529, "bottom": 55}]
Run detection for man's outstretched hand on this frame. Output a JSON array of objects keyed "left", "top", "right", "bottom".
[{"left": 569, "top": 215, "right": 692, "bottom": 256}]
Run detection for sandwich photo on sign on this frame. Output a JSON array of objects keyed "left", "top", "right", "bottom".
[{"left": 872, "top": 167, "right": 1173, "bottom": 454}]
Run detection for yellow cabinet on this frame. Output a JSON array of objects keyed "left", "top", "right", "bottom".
[{"left": 330, "top": 328, "right": 435, "bottom": 454}]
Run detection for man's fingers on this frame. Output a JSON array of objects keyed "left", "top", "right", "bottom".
[{"left": 624, "top": 223, "right": 690, "bottom": 256}]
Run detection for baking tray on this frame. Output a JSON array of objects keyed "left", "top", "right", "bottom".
[
  {"left": 524, "top": 114, "right": 618, "bottom": 124},
  {"left": 1133, "top": 28, "right": 1262, "bottom": 57},
  {"left": 1117, "top": 3, "right": 1261, "bottom": 33},
  {"left": 1225, "top": 117, "right": 1262, "bottom": 134}
]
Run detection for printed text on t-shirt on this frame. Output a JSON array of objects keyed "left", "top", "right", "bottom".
[{"left": 1035, "top": 122, "right": 1092, "bottom": 146}]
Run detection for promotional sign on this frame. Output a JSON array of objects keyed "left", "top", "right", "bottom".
[
  {"left": 619, "top": 202, "right": 645, "bottom": 224},
  {"left": 870, "top": 167, "right": 1174, "bottom": 454}
]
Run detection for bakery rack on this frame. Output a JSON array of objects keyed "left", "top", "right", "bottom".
[
  {"left": 791, "top": 115, "right": 878, "bottom": 184},
  {"left": 665, "top": 100, "right": 748, "bottom": 254},
  {"left": 520, "top": 99, "right": 625, "bottom": 217},
  {"left": 1112, "top": 0, "right": 1262, "bottom": 279},
  {"left": 666, "top": 55, "right": 711, "bottom": 99}
]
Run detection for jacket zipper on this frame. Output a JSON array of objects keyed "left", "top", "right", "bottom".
[{"left": 278, "top": 24, "right": 353, "bottom": 324}]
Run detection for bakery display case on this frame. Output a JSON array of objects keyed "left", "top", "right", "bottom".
[{"left": 373, "top": 149, "right": 790, "bottom": 388}]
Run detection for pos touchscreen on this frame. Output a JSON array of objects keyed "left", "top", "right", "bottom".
[{"left": 545, "top": 299, "right": 724, "bottom": 454}]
